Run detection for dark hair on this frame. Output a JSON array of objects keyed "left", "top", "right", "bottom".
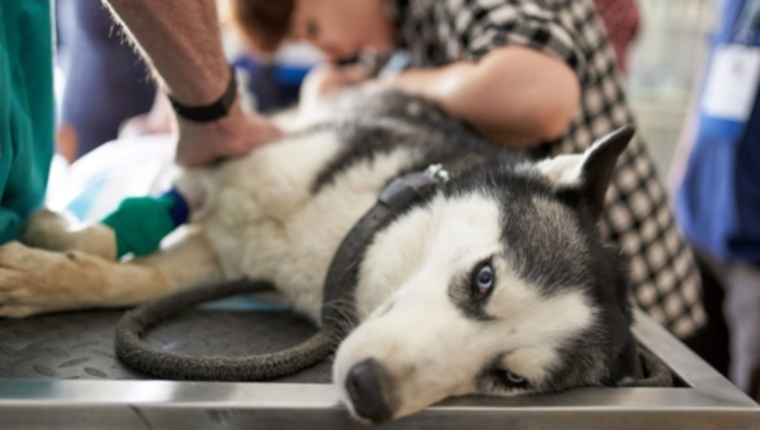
[{"left": 230, "top": 0, "right": 296, "bottom": 53}]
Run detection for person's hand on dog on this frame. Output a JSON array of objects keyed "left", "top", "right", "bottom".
[{"left": 175, "top": 99, "right": 282, "bottom": 167}]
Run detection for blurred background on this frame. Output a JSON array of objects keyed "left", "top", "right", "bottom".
[
  {"left": 628, "top": 0, "right": 715, "bottom": 178},
  {"left": 51, "top": 0, "right": 719, "bottom": 188}
]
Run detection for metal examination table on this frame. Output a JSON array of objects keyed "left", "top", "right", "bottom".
[{"left": 0, "top": 296, "right": 758, "bottom": 430}]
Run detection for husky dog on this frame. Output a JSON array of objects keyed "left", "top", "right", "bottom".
[{"left": 2, "top": 91, "right": 640, "bottom": 423}]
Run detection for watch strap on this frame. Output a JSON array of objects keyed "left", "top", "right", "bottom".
[{"left": 168, "top": 66, "right": 237, "bottom": 123}]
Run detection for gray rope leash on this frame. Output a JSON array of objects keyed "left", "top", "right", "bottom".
[{"left": 114, "top": 279, "right": 337, "bottom": 381}]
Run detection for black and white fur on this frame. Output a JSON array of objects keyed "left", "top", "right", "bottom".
[{"left": 4, "top": 91, "right": 640, "bottom": 423}]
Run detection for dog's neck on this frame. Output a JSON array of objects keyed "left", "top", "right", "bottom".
[{"left": 321, "top": 167, "right": 448, "bottom": 330}]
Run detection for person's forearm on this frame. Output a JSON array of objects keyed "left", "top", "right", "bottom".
[
  {"left": 104, "top": 0, "right": 230, "bottom": 105},
  {"left": 104, "top": 0, "right": 282, "bottom": 167},
  {"left": 387, "top": 46, "right": 580, "bottom": 147}
]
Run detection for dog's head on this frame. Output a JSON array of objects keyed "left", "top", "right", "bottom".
[{"left": 333, "top": 127, "right": 641, "bottom": 423}]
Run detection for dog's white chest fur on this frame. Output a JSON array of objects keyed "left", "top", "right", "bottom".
[{"left": 191, "top": 129, "right": 416, "bottom": 321}]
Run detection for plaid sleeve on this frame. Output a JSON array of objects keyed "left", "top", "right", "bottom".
[{"left": 453, "top": 1, "right": 587, "bottom": 77}]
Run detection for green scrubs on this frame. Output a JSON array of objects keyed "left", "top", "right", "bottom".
[{"left": 0, "top": 0, "right": 55, "bottom": 243}]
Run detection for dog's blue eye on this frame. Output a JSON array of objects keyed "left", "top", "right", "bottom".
[
  {"left": 506, "top": 372, "right": 526, "bottom": 385},
  {"left": 492, "top": 368, "right": 528, "bottom": 389},
  {"left": 474, "top": 264, "right": 494, "bottom": 296}
]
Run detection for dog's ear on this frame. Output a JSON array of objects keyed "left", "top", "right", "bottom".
[
  {"left": 609, "top": 334, "right": 644, "bottom": 386},
  {"left": 534, "top": 126, "right": 635, "bottom": 219},
  {"left": 613, "top": 335, "right": 674, "bottom": 388}
]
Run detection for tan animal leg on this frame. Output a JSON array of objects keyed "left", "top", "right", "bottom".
[
  {"left": 21, "top": 209, "right": 118, "bottom": 260},
  {"left": 0, "top": 228, "right": 222, "bottom": 318}
]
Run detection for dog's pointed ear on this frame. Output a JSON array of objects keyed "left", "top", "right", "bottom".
[
  {"left": 606, "top": 334, "right": 646, "bottom": 387},
  {"left": 534, "top": 126, "right": 635, "bottom": 219}
]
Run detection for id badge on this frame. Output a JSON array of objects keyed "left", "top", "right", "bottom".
[{"left": 701, "top": 44, "right": 760, "bottom": 122}]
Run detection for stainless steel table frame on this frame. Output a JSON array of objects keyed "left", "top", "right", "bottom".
[{"left": 0, "top": 310, "right": 758, "bottom": 430}]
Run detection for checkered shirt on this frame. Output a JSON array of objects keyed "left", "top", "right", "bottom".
[{"left": 391, "top": 0, "right": 706, "bottom": 337}]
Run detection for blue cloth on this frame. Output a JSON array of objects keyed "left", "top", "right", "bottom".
[
  {"left": 159, "top": 188, "right": 190, "bottom": 227},
  {"left": 677, "top": 0, "right": 760, "bottom": 265}
]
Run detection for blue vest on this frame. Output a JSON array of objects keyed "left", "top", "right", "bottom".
[{"left": 677, "top": 0, "right": 760, "bottom": 264}]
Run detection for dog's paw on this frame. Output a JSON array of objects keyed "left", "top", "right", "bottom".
[
  {"left": 0, "top": 242, "right": 94, "bottom": 318},
  {"left": 20, "top": 209, "right": 77, "bottom": 251},
  {"left": 21, "top": 210, "right": 117, "bottom": 261}
]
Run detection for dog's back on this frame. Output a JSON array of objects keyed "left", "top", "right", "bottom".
[{"left": 191, "top": 92, "right": 518, "bottom": 318}]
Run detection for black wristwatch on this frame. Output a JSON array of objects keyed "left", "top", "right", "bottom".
[{"left": 168, "top": 65, "right": 237, "bottom": 123}]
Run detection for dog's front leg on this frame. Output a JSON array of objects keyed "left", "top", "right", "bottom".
[
  {"left": 0, "top": 228, "right": 222, "bottom": 318},
  {"left": 21, "top": 209, "right": 117, "bottom": 260}
]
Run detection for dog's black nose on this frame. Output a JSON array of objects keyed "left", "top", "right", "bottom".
[{"left": 345, "top": 358, "right": 393, "bottom": 423}]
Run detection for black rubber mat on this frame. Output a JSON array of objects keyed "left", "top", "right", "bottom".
[{"left": 0, "top": 304, "right": 332, "bottom": 383}]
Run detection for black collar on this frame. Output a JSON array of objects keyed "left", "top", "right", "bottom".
[{"left": 322, "top": 164, "right": 450, "bottom": 333}]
